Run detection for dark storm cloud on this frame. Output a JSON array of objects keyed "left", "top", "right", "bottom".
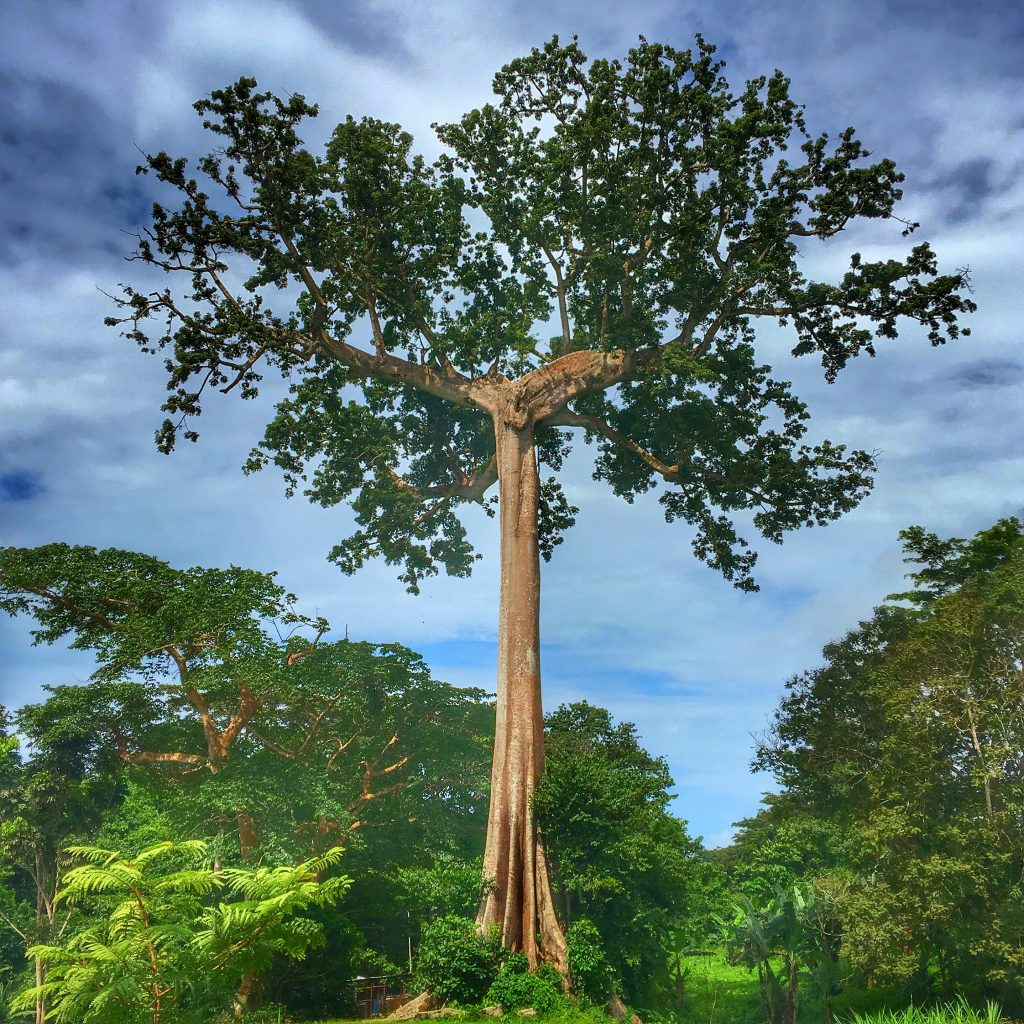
[
  {"left": 299, "top": 0, "right": 417, "bottom": 64},
  {"left": 0, "top": 471, "right": 45, "bottom": 502},
  {"left": 952, "top": 359, "right": 1023, "bottom": 390},
  {"left": 930, "top": 158, "right": 1020, "bottom": 226},
  {"left": 886, "top": 359, "right": 1023, "bottom": 408},
  {"left": 0, "top": 73, "right": 150, "bottom": 267}
]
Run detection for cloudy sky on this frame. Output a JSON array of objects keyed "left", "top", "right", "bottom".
[{"left": 1, "top": 0, "right": 1022, "bottom": 846}]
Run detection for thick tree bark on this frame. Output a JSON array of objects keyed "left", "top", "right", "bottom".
[
  {"left": 477, "top": 420, "right": 567, "bottom": 971},
  {"left": 233, "top": 969, "right": 258, "bottom": 1019}
]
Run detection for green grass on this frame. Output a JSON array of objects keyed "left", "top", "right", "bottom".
[
  {"left": 675, "top": 953, "right": 765, "bottom": 1024},
  {"left": 839, "top": 999, "right": 1003, "bottom": 1024},
  {"left": 305, "top": 1010, "right": 609, "bottom": 1024}
]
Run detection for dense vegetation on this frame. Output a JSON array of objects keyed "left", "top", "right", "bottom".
[
  {"left": 1, "top": 516, "right": 1022, "bottom": 1022},
  {"left": 742, "top": 517, "right": 1024, "bottom": 1005}
]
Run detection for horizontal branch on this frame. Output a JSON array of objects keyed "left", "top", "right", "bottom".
[
  {"left": 19, "top": 585, "right": 121, "bottom": 632},
  {"left": 347, "top": 779, "right": 407, "bottom": 811},
  {"left": 382, "top": 754, "right": 411, "bottom": 775},
  {"left": 423, "top": 456, "right": 499, "bottom": 501},
  {"left": 386, "top": 455, "right": 498, "bottom": 507},
  {"left": 520, "top": 346, "right": 659, "bottom": 423},
  {"left": 119, "top": 748, "right": 206, "bottom": 767},
  {"left": 548, "top": 408, "right": 808, "bottom": 512},
  {"left": 545, "top": 409, "right": 682, "bottom": 482},
  {"left": 317, "top": 331, "right": 501, "bottom": 413}
]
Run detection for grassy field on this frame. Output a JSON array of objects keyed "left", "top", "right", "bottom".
[
  {"left": 673, "top": 952, "right": 937, "bottom": 1024},
  {"left": 677, "top": 953, "right": 764, "bottom": 1024}
]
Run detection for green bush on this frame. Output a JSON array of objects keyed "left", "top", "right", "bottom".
[
  {"left": 535, "top": 962, "right": 564, "bottom": 991},
  {"left": 485, "top": 954, "right": 566, "bottom": 1015},
  {"left": 414, "top": 916, "right": 504, "bottom": 1005},
  {"left": 566, "top": 919, "right": 614, "bottom": 1005}
]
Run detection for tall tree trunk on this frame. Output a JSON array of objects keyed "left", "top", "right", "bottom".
[
  {"left": 233, "top": 969, "right": 258, "bottom": 1019},
  {"left": 236, "top": 811, "right": 259, "bottom": 863},
  {"left": 34, "top": 855, "right": 47, "bottom": 1024},
  {"left": 34, "top": 954, "right": 45, "bottom": 1024},
  {"left": 477, "top": 421, "right": 567, "bottom": 971},
  {"left": 784, "top": 956, "right": 798, "bottom": 1024},
  {"left": 234, "top": 812, "right": 260, "bottom": 1014}
]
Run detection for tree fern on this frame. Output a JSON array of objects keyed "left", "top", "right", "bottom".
[{"left": 12, "top": 840, "right": 351, "bottom": 1023}]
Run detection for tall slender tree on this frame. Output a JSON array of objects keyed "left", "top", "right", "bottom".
[{"left": 107, "top": 37, "right": 974, "bottom": 966}]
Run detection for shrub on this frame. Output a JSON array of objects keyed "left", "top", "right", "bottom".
[
  {"left": 414, "top": 916, "right": 503, "bottom": 1005},
  {"left": 485, "top": 954, "right": 566, "bottom": 1015},
  {"left": 566, "top": 919, "right": 614, "bottom": 1005},
  {"left": 535, "top": 962, "right": 564, "bottom": 991}
]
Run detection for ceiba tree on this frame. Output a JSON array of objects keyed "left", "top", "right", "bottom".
[{"left": 107, "top": 37, "right": 974, "bottom": 967}]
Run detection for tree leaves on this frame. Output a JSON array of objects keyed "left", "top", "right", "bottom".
[
  {"left": 112, "top": 36, "right": 974, "bottom": 591},
  {"left": 534, "top": 701, "right": 701, "bottom": 1002},
  {"left": 751, "top": 518, "right": 1024, "bottom": 992},
  {"left": 14, "top": 841, "right": 351, "bottom": 1024}
]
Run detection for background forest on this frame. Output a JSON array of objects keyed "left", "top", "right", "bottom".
[{"left": 2, "top": 516, "right": 1022, "bottom": 1022}]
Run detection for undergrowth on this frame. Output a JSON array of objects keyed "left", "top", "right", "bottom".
[{"left": 840, "top": 999, "right": 1003, "bottom": 1024}]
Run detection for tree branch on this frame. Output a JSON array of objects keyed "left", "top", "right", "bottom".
[
  {"left": 523, "top": 347, "right": 658, "bottom": 423},
  {"left": 18, "top": 585, "right": 121, "bottom": 632},
  {"left": 0, "top": 907, "right": 29, "bottom": 942},
  {"left": 284, "top": 623, "right": 329, "bottom": 667},
  {"left": 347, "top": 779, "right": 407, "bottom": 811},
  {"left": 119, "top": 748, "right": 207, "bottom": 768},
  {"left": 383, "top": 455, "right": 498, "bottom": 506},
  {"left": 316, "top": 331, "right": 501, "bottom": 413},
  {"left": 251, "top": 691, "right": 341, "bottom": 759},
  {"left": 549, "top": 408, "right": 815, "bottom": 511},
  {"left": 326, "top": 732, "right": 361, "bottom": 771},
  {"left": 545, "top": 409, "right": 682, "bottom": 482},
  {"left": 220, "top": 684, "right": 257, "bottom": 750},
  {"left": 540, "top": 242, "right": 573, "bottom": 353},
  {"left": 179, "top": 684, "right": 226, "bottom": 764}
]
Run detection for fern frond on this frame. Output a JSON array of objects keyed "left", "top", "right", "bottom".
[
  {"left": 138, "top": 839, "right": 208, "bottom": 867},
  {"left": 64, "top": 845, "right": 121, "bottom": 865},
  {"left": 153, "top": 868, "right": 221, "bottom": 895}
]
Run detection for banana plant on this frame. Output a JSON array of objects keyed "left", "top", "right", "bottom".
[{"left": 723, "top": 883, "right": 842, "bottom": 1024}]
